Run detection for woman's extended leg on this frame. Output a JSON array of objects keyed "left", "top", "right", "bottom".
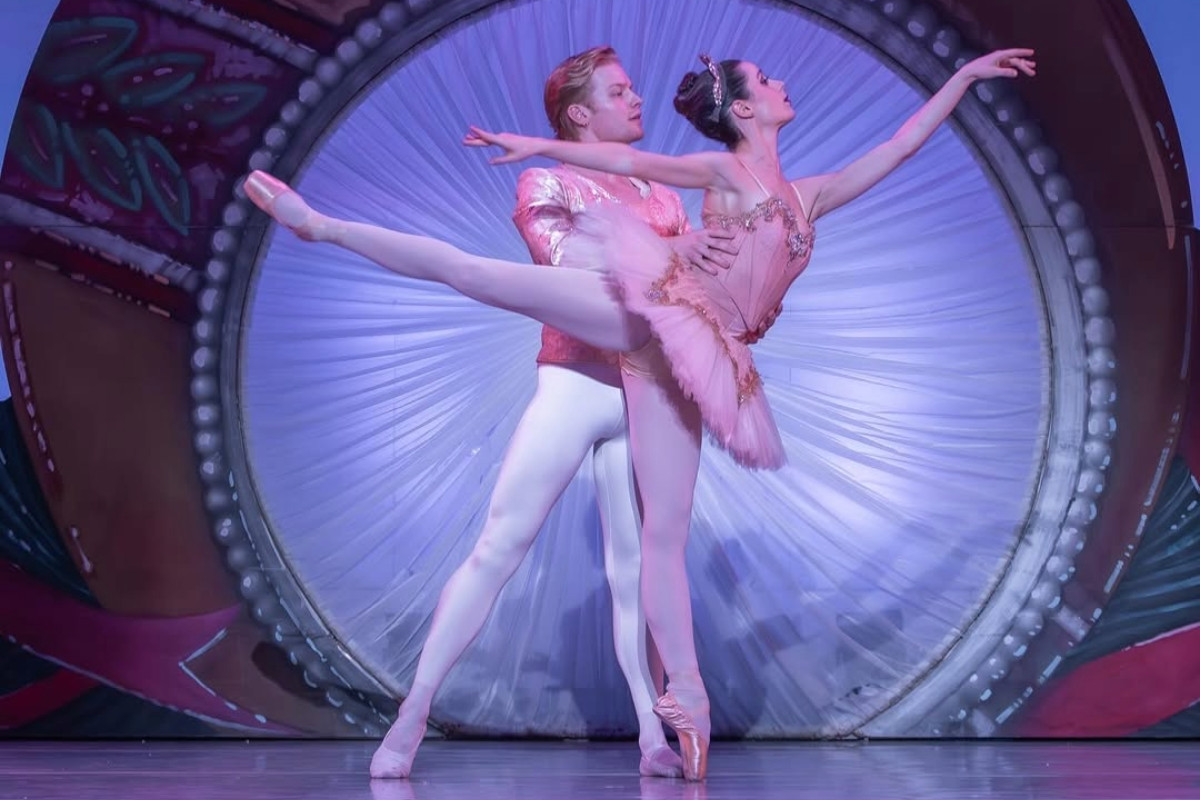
[
  {"left": 592, "top": 431, "right": 681, "bottom": 778},
  {"left": 620, "top": 348, "right": 710, "bottom": 781},
  {"left": 245, "top": 171, "right": 650, "bottom": 352}
]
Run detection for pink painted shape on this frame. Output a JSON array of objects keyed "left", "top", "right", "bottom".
[
  {"left": 1017, "top": 621, "right": 1200, "bottom": 736},
  {"left": 0, "top": 559, "right": 295, "bottom": 733}
]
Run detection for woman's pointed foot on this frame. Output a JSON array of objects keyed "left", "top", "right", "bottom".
[
  {"left": 369, "top": 741, "right": 416, "bottom": 779},
  {"left": 242, "top": 170, "right": 330, "bottom": 241},
  {"left": 653, "top": 691, "right": 710, "bottom": 782},
  {"left": 368, "top": 705, "right": 427, "bottom": 779},
  {"left": 639, "top": 744, "right": 684, "bottom": 778}
]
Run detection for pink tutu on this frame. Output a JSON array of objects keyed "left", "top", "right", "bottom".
[{"left": 567, "top": 207, "right": 785, "bottom": 470}]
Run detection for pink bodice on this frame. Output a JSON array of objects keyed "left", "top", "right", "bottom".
[
  {"left": 694, "top": 195, "right": 815, "bottom": 341},
  {"left": 513, "top": 166, "right": 690, "bottom": 366}
]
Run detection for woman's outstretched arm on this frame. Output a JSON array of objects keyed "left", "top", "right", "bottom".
[
  {"left": 794, "top": 48, "right": 1036, "bottom": 220},
  {"left": 465, "top": 127, "right": 736, "bottom": 191}
]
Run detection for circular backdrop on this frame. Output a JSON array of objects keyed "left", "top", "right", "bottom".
[{"left": 194, "top": 0, "right": 1114, "bottom": 738}]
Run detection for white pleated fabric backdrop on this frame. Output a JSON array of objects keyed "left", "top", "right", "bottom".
[{"left": 241, "top": 0, "right": 1046, "bottom": 737}]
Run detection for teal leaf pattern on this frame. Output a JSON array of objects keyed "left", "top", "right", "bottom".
[
  {"left": 101, "top": 52, "right": 206, "bottom": 110},
  {"left": 133, "top": 135, "right": 190, "bottom": 236},
  {"left": 170, "top": 82, "right": 268, "bottom": 129},
  {"left": 11, "top": 103, "right": 64, "bottom": 189},
  {"left": 17, "top": 14, "right": 274, "bottom": 246},
  {"left": 61, "top": 123, "right": 143, "bottom": 212},
  {"left": 32, "top": 16, "right": 138, "bottom": 85}
]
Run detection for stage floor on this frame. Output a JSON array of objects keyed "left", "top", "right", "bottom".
[{"left": 3, "top": 739, "right": 1198, "bottom": 799}]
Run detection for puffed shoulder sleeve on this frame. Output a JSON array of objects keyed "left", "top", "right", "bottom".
[
  {"left": 513, "top": 167, "right": 573, "bottom": 266},
  {"left": 651, "top": 184, "right": 691, "bottom": 236}
]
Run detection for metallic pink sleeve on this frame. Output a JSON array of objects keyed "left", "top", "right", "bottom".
[
  {"left": 513, "top": 167, "right": 574, "bottom": 266},
  {"left": 512, "top": 167, "right": 619, "bottom": 368}
]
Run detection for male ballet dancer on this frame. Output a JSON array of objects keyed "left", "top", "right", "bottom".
[{"left": 370, "top": 46, "right": 740, "bottom": 779}]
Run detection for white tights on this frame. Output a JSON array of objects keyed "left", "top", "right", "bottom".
[{"left": 392, "top": 365, "right": 665, "bottom": 750}]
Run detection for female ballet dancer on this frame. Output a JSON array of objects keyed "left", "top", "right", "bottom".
[{"left": 243, "top": 48, "right": 1035, "bottom": 780}]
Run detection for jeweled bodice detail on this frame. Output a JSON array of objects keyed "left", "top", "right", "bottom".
[
  {"left": 702, "top": 196, "right": 815, "bottom": 262},
  {"left": 694, "top": 196, "right": 815, "bottom": 341}
]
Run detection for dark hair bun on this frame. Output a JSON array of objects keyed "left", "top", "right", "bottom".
[
  {"left": 674, "top": 71, "right": 702, "bottom": 108},
  {"left": 672, "top": 59, "right": 748, "bottom": 149}
]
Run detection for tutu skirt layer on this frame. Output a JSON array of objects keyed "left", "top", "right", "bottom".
[{"left": 568, "top": 208, "right": 785, "bottom": 469}]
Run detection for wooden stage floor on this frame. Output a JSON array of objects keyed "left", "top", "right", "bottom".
[{"left": 3, "top": 739, "right": 1198, "bottom": 799}]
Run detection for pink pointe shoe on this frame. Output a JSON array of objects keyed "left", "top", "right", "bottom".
[
  {"left": 639, "top": 744, "right": 684, "bottom": 778},
  {"left": 653, "top": 692, "right": 710, "bottom": 782},
  {"left": 369, "top": 741, "right": 416, "bottom": 780},
  {"left": 242, "top": 170, "right": 327, "bottom": 241}
]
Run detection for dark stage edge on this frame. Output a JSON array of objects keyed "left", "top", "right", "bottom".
[{"left": 3, "top": 739, "right": 1199, "bottom": 799}]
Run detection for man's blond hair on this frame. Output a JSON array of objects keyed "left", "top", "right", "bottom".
[{"left": 543, "top": 46, "right": 620, "bottom": 141}]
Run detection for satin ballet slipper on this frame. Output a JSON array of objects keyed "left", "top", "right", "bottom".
[
  {"left": 242, "top": 170, "right": 329, "bottom": 241},
  {"left": 368, "top": 741, "right": 416, "bottom": 780},
  {"left": 639, "top": 744, "right": 684, "bottom": 778},
  {"left": 653, "top": 692, "right": 710, "bottom": 782}
]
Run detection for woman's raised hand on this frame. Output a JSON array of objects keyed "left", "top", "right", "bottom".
[
  {"left": 959, "top": 49, "right": 1037, "bottom": 82},
  {"left": 463, "top": 126, "right": 544, "bottom": 164}
]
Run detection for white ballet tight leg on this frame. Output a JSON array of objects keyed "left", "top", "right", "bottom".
[{"left": 373, "top": 367, "right": 667, "bottom": 777}]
